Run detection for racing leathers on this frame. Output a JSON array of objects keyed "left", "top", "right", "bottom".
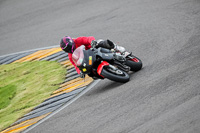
[{"left": 68, "top": 36, "right": 95, "bottom": 74}]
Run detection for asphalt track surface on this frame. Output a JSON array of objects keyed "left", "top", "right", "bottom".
[{"left": 1, "top": 0, "right": 200, "bottom": 133}]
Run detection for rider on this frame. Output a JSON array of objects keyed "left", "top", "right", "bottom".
[{"left": 60, "top": 36, "right": 125, "bottom": 78}]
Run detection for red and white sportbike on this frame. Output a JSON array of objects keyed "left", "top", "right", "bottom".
[{"left": 72, "top": 45, "right": 142, "bottom": 83}]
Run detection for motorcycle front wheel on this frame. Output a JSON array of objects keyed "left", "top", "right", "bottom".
[{"left": 101, "top": 66, "right": 130, "bottom": 83}]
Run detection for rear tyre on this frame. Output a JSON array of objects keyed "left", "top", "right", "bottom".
[
  {"left": 101, "top": 67, "right": 129, "bottom": 83},
  {"left": 125, "top": 56, "right": 142, "bottom": 71}
]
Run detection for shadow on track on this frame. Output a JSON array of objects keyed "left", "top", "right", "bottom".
[
  {"left": 128, "top": 66, "right": 145, "bottom": 78},
  {"left": 88, "top": 80, "right": 125, "bottom": 95},
  {"left": 88, "top": 67, "right": 145, "bottom": 96}
]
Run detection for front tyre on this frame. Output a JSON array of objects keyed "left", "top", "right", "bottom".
[{"left": 101, "top": 67, "right": 129, "bottom": 83}]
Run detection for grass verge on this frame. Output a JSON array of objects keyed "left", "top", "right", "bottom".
[{"left": 0, "top": 61, "right": 66, "bottom": 131}]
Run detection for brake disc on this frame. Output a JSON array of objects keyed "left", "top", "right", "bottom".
[{"left": 116, "top": 69, "right": 123, "bottom": 75}]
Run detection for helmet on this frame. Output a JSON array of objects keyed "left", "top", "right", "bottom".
[{"left": 60, "top": 36, "right": 76, "bottom": 53}]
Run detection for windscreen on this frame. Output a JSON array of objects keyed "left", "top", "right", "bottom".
[{"left": 72, "top": 45, "right": 85, "bottom": 66}]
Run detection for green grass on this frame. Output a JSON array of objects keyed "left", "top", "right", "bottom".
[
  {"left": 0, "top": 85, "right": 17, "bottom": 110},
  {"left": 0, "top": 61, "right": 66, "bottom": 131}
]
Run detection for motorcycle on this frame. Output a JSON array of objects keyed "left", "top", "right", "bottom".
[{"left": 72, "top": 45, "right": 142, "bottom": 83}]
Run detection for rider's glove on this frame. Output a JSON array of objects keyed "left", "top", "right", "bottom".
[
  {"left": 80, "top": 72, "right": 85, "bottom": 78},
  {"left": 91, "top": 40, "right": 97, "bottom": 48}
]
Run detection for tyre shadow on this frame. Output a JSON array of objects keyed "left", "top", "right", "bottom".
[
  {"left": 87, "top": 67, "right": 145, "bottom": 96},
  {"left": 128, "top": 66, "right": 145, "bottom": 79},
  {"left": 87, "top": 80, "right": 124, "bottom": 95}
]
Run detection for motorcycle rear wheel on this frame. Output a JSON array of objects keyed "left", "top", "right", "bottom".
[{"left": 125, "top": 55, "right": 142, "bottom": 71}]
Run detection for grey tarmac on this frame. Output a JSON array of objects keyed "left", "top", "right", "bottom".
[{"left": 0, "top": 0, "right": 200, "bottom": 133}]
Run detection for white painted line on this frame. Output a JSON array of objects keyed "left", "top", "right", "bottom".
[{"left": 22, "top": 79, "right": 101, "bottom": 133}]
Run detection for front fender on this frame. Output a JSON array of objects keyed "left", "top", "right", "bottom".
[{"left": 97, "top": 61, "right": 109, "bottom": 77}]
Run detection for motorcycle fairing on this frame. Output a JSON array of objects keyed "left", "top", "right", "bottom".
[
  {"left": 78, "top": 49, "right": 96, "bottom": 74},
  {"left": 97, "top": 48, "right": 114, "bottom": 61}
]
